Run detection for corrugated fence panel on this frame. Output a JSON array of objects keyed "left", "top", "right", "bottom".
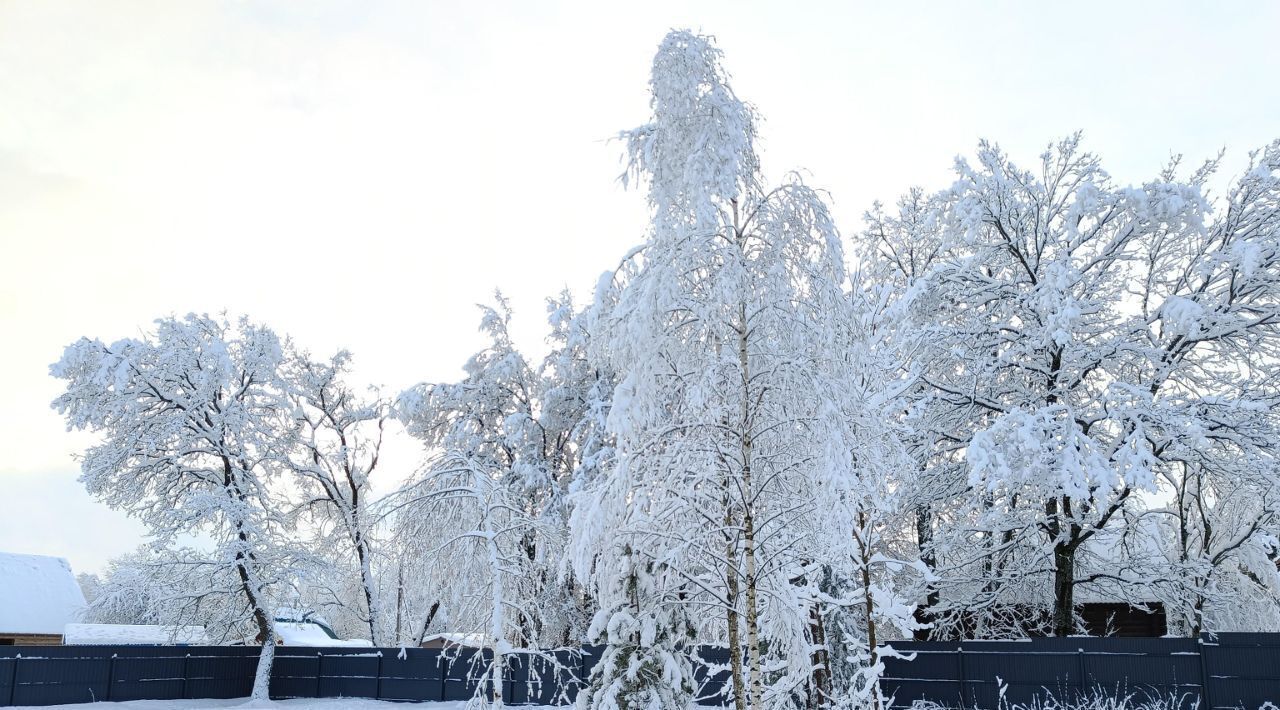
[
  {"left": 882, "top": 641, "right": 962, "bottom": 707},
  {"left": 570, "top": 644, "right": 604, "bottom": 705},
  {"left": 376, "top": 647, "right": 448, "bottom": 702},
  {"left": 964, "top": 645, "right": 1081, "bottom": 708},
  {"left": 443, "top": 647, "right": 491, "bottom": 701},
  {"left": 318, "top": 649, "right": 381, "bottom": 699},
  {"left": 506, "top": 652, "right": 559, "bottom": 705},
  {"left": 693, "top": 644, "right": 732, "bottom": 706},
  {"left": 176, "top": 648, "right": 257, "bottom": 700},
  {"left": 14, "top": 655, "right": 110, "bottom": 706},
  {"left": 1202, "top": 633, "right": 1280, "bottom": 710},
  {"left": 0, "top": 657, "right": 13, "bottom": 705},
  {"left": 513, "top": 649, "right": 590, "bottom": 705},
  {"left": 882, "top": 647, "right": 963, "bottom": 709},
  {"left": 882, "top": 638, "right": 1223, "bottom": 710},
  {"left": 109, "top": 653, "right": 186, "bottom": 702},
  {"left": 270, "top": 650, "right": 321, "bottom": 699}
]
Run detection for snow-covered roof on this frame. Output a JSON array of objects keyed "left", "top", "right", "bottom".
[
  {"left": 275, "top": 608, "right": 330, "bottom": 626},
  {"left": 64, "top": 623, "right": 210, "bottom": 645},
  {"left": 0, "top": 552, "right": 87, "bottom": 635},
  {"left": 421, "top": 632, "right": 486, "bottom": 647},
  {"left": 276, "top": 622, "right": 372, "bottom": 647}
]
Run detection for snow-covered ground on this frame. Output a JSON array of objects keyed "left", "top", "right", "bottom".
[{"left": 12, "top": 700, "right": 560, "bottom": 710}]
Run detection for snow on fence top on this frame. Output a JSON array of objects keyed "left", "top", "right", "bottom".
[
  {"left": 63, "top": 623, "right": 211, "bottom": 645},
  {"left": 0, "top": 552, "right": 86, "bottom": 635}
]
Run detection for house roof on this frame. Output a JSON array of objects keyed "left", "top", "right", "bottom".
[
  {"left": 64, "top": 623, "right": 210, "bottom": 645},
  {"left": 0, "top": 552, "right": 87, "bottom": 635}
]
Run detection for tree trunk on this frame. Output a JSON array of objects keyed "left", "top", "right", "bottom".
[
  {"left": 233, "top": 549, "right": 274, "bottom": 701},
  {"left": 1190, "top": 593, "right": 1205, "bottom": 637},
  {"left": 485, "top": 504, "right": 506, "bottom": 707},
  {"left": 415, "top": 600, "right": 441, "bottom": 647},
  {"left": 1052, "top": 541, "right": 1076, "bottom": 636},
  {"left": 725, "top": 502, "right": 747, "bottom": 710},
  {"left": 234, "top": 550, "right": 275, "bottom": 700},
  {"left": 355, "top": 534, "right": 381, "bottom": 646},
  {"left": 808, "top": 597, "right": 831, "bottom": 709},
  {"left": 737, "top": 303, "right": 763, "bottom": 710},
  {"left": 491, "top": 653, "right": 505, "bottom": 708},
  {"left": 859, "top": 511, "right": 882, "bottom": 710},
  {"left": 251, "top": 637, "right": 276, "bottom": 700},
  {"left": 238, "top": 562, "right": 272, "bottom": 645},
  {"left": 743, "top": 506, "right": 763, "bottom": 710},
  {"left": 913, "top": 503, "right": 939, "bottom": 639},
  {"left": 395, "top": 563, "right": 404, "bottom": 644}
]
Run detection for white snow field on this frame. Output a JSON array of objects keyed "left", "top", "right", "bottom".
[{"left": 11, "top": 700, "right": 560, "bottom": 709}]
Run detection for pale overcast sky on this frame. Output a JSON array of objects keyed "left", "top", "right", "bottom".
[{"left": 2, "top": 0, "right": 1278, "bottom": 575}]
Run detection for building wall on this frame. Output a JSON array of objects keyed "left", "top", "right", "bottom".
[
  {"left": 0, "top": 633, "right": 62, "bottom": 646},
  {"left": 1080, "top": 602, "right": 1168, "bottom": 637}
]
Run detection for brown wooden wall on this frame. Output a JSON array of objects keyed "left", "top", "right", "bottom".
[{"left": 0, "top": 634, "right": 62, "bottom": 646}]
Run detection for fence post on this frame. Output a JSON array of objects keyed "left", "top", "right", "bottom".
[
  {"left": 314, "top": 651, "right": 323, "bottom": 698},
  {"left": 439, "top": 653, "right": 448, "bottom": 701},
  {"left": 6, "top": 654, "right": 18, "bottom": 707},
  {"left": 180, "top": 653, "right": 189, "bottom": 700},
  {"left": 957, "top": 645, "right": 968, "bottom": 708},
  {"left": 1077, "top": 648, "right": 1087, "bottom": 698},
  {"left": 1197, "top": 636, "right": 1215, "bottom": 710},
  {"left": 375, "top": 651, "right": 384, "bottom": 700},
  {"left": 105, "top": 653, "right": 117, "bottom": 701},
  {"left": 504, "top": 655, "right": 512, "bottom": 705}
]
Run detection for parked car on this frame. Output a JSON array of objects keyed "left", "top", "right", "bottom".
[{"left": 272, "top": 609, "right": 372, "bottom": 647}]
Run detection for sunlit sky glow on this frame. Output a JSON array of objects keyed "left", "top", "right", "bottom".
[{"left": 3, "top": 0, "right": 1278, "bottom": 575}]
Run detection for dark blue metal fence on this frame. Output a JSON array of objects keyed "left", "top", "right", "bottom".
[
  {"left": 0, "top": 635, "right": 1276, "bottom": 707},
  {"left": 880, "top": 634, "right": 1280, "bottom": 709},
  {"left": 0, "top": 645, "right": 626, "bottom": 707}
]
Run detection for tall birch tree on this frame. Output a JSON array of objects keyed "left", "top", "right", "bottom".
[{"left": 575, "top": 29, "right": 867, "bottom": 709}]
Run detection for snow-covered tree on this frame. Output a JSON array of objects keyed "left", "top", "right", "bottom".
[
  {"left": 51, "top": 314, "right": 294, "bottom": 698},
  {"left": 397, "top": 295, "right": 604, "bottom": 704},
  {"left": 574, "top": 29, "right": 909, "bottom": 709},
  {"left": 283, "top": 350, "right": 389, "bottom": 645},
  {"left": 861, "top": 187, "right": 975, "bottom": 637},
  {"left": 83, "top": 545, "right": 300, "bottom": 645},
  {"left": 804, "top": 281, "right": 931, "bottom": 709},
  {"left": 867, "top": 136, "right": 1280, "bottom": 636},
  {"left": 574, "top": 544, "right": 697, "bottom": 710}
]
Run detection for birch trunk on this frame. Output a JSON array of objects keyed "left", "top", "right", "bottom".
[
  {"left": 808, "top": 596, "right": 831, "bottom": 709},
  {"left": 486, "top": 506, "right": 506, "bottom": 708},
  {"left": 743, "top": 486, "right": 763, "bottom": 710},
  {"left": 725, "top": 497, "right": 746, "bottom": 710},
  {"left": 857, "top": 511, "right": 882, "bottom": 710},
  {"left": 737, "top": 302, "right": 763, "bottom": 710}
]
